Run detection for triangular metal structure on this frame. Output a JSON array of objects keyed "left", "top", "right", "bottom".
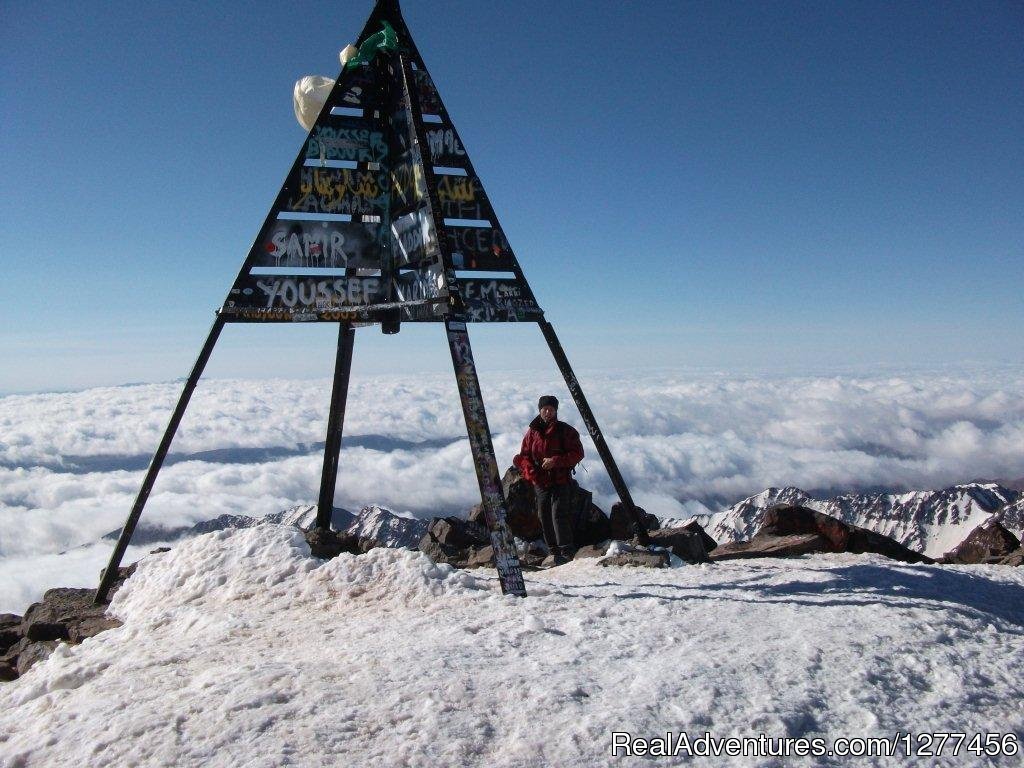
[{"left": 96, "top": 0, "right": 648, "bottom": 603}]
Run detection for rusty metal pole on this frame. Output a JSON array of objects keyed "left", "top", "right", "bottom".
[
  {"left": 316, "top": 323, "right": 356, "bottom": 530},
  {"left": 94, "top": 315, "right": 226, "bottom": 603}
]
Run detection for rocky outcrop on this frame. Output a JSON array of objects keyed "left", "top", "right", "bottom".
[
  {"left": 573, "top": 543, "right": 610, "bottom": 560},
  {"left": 997, "top": 548, "right": 1023, "bottom": 566},
  {"left": 943, "top": 518, "right": 1020, "bottom": 564},
  {"left": 645, "top": 526, "right": 712, "bottom": 564},
  {"left": 418, "top": 517, "right": 492, "bottom": 568},
  {"left": 700, "top": 483, "right": 1021, "bottom": 558},
  {"left": 2, "top": 582, "right": 128, "bottom": 682},
  {"left": 304, "top": 527, "right": 365, "bottom": 559},
  {"left": 470, "top": 473, "right": 612, "bottom": 548},
  {"left": 468, "top": 468, "right": 542, "bottom": 540},
  {"left": 609, "top": 503, "right": 661, "bottom": 541},
  {"left": 710, "top": 533, "right": 832, "bottom": 561},
  {"left": 481, "top": 471, "right": 613, "bottom": 544},
  {"left": 710, "top": 505, "right": 934, "bottom": 564},
  {"left": 599, "top": 550, "right": 670, "bottom": 569},
  {"left": 567, "top": 482, "right": 611, "bottom": 546}
]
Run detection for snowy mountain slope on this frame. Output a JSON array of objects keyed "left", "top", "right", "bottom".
[
  {"left": 350, "top": 504, "right": 429, "bottom": 549},
  {"left": 701, "top": 483, "right": 1021, "bottom": 558},
  {"left": 827, "top": 484, "right": 1017, "bottom": 557},
  {"left": 1, "top": 525, "right": 1021, "bottom": 767},
  {"left": 689, "top": 487, "right": 823, "bottom": 543},
  {"left": 1000, "top": 496, "right": 1024, "bottom": 535},
  {"left": 101, "top": 503, "right": 426, "bottom": 551}
]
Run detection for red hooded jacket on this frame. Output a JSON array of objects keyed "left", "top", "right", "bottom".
[{"left": 513, "top": 416, "right": 584, "bottom": 488}]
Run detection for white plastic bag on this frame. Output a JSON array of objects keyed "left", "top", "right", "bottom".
[
  {"left": 292, "top": 75, "right": 335, "bottom": 131},
  {"left": 292, "top": 46, "right": 359, "bottom": 131}
]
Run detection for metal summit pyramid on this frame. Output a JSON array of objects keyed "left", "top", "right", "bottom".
[{"left": 96, "top": 0, "right": 649, "bottom": 602}]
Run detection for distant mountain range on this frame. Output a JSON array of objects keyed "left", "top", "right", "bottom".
[
  {"left": 673, "top": 483, "right": 1022, "bottom": 558},
  {"left": 105, "top": 483, "right": 1022, "bottom": 560}
]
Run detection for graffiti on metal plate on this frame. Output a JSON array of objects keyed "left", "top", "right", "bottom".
[
  {"left": 389, "top": 151, "right": 428, "bottom": 210},
  {"left": 394, "top": 263, "right": 446, "bottom": 302},
  {"left": 391, "top": 209, "right": 439, "bottom": 265},
  {"left": 446, "top": 226, "right": 510, "bottom": 270},
  {"left": 458, "top": 279, "right": 541, "bottom": 322},
  {"left": 227, "top": 276, "right": 382, "bottom": 310},
  {"left": 413, "top": 70, "right": 444, "bottom": 115},
  {"left": 306, "top": 124, "right": 387, "bottom": 164},
  {"left": 425, "top": 127, "right": 465, "bottom": 167},
  {"left": 286, "top": 167, "right": 388, "bottom": 214},
  {"left": 436, "top": 175, "right": 492, "bottom": 220},
  {"left": 249, "top": 220, "right": 382, "bottom": 269},
  {"left": 335, "top": 70, "right": 377, "bottom": 107}
]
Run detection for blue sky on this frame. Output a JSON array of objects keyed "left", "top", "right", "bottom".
[{"left": 2, "top": 0, "right": 1021, "bottom": 393}]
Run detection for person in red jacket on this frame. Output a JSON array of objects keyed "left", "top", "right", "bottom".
[{"left": 513, "top": 395, "right": 585, "bottom": 565}]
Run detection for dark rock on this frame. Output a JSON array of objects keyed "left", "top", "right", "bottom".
[
  {"left": 609, "top": 502, "right": 660, "bottom": 541},
  {"left": 0, "top": 629, "right": 20, "bottom": 655},
  {"left": 26, "top": 622, "right": 69, "bottom": 642},
  {"left": 759, "top": 506, "right": 851, "bottom": 549},
  {"left": 1, "top": 587, "right": 126, "bottom": 684},
  {"left": 599, "top": 551, "right": 670, "bottom": 568},
  {"left": 997, "top": 548, "right": 1023, "bottom": 567},
  {"left": 573, "top": 501, "right": 611, "bottom": 547},
  {"left": 304, "top": 527, "right": 361, "bottom": 559},
  {"left": 680, "top": 520, "right": 718, "bottom": 553},
  {"left": 0, "top": 638, "right": 28, "bottom": 667},
  {"left": 0, "top": 614, "right": 20, "bottom": 631},
  {"left": 356, "top": 536, "right": 380, "bottom": 554},
  {"left": 69, "top": 616, "right": 123, "bottom": 643},
  {"left": 16, "top": 641, "right": 58, "bottom": 676},
  {"left": 573, "top": 543, "right": 610, "bottom": 560},
  {"left": 0, "top": 663, "right": 16, "bottom": 682},
  {"left": 431, "top": 517, "right": 490, "bottom": 549},
  {"left": 15, "top": 587, "right": 123, "bottom": 659},
  {"left": 710, "top": 505, "right": 934, "bottom": 564},
  {"left": 500, "top": 467, "right": 544, "bottom": 541},
  {"left": 646, "top": 527, "right": 711, "bottom": 564},
  {"left": 710, "top": 533, "right": 832, "bottom": 561},
  {"left": 844, "top": 527, "right": 934, "bottom": 564},
  {"left": 21, "top": 588, "right": 94, "bottom": 631},
  {"left": 149, "top": 546, "right": 172, "bottom": 555},
  {"left": 464, "top": 546, "right": 494, "bottom": 569},
  {"left": 943, "top": 519, "right": 1021, "bottom": 564},
  {"left": 419, "top": 517, "right": 490, "bottom": 567},
  {"left": 759, "top": 505, "right": 933, "bottom": 564}
]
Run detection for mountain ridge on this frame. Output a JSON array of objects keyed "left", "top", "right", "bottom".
[{"left": 677, "top": 482, "right": 1022, "bottom": 558}]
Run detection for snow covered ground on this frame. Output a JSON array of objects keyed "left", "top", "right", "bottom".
[{"left": 2, "top": 525, "right": 1022, "bottom": 767}]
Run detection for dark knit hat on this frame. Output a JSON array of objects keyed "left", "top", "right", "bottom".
[{"left": 538, "top": 395, "right": 559, "bottom": 410}]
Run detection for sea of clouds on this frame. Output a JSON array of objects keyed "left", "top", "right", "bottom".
[{"left": 1, "top": 367, "right": 1022, "bottom": 611}]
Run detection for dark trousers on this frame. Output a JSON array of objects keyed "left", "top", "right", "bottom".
[{"left": 536, "top": 483, "right": 574, "bottom": 554}]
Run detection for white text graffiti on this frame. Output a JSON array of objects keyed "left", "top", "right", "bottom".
[
  {"left": 426, "top": 128, "right": 465, "bottom": 162},
  {"left": 257, "top": 277, "right": 381, "bottom": 308},
  {"left": 306, "top": 126, "right": 387, "bottom": 163},
  {"left": 265, "top": 228, "right": 364, "bottom": 268},
  {"left": 391, "top": 212, "right": 438, "bottom": 264}
]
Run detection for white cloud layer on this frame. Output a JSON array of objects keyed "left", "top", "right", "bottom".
[{"left": 1, "top": 368, "right": 1022, "bottom": 611}]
